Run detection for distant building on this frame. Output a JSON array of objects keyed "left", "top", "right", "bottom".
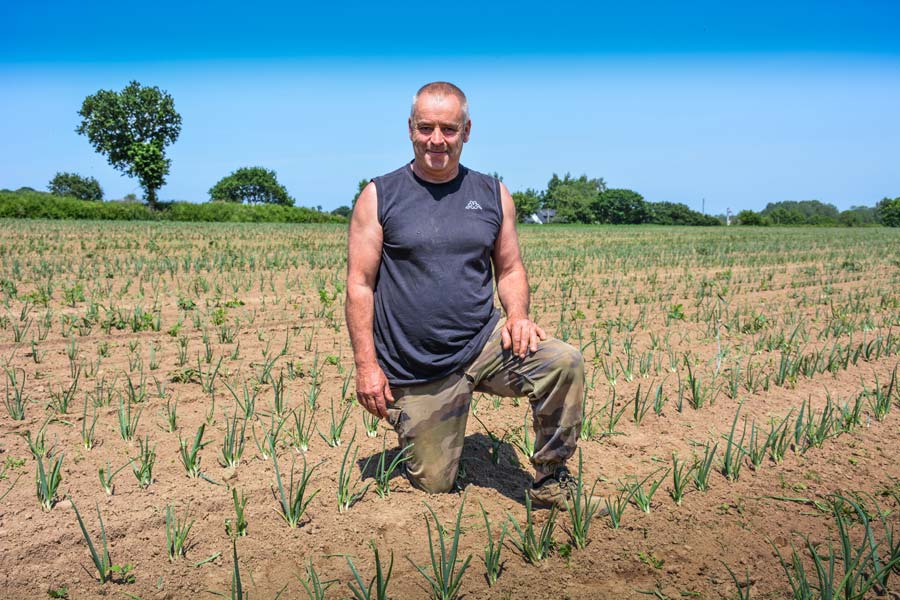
[{"left": 529, "top": 208, "right": 556, "bottom": 224}]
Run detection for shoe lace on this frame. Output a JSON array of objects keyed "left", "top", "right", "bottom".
[{"left": 555, "top": 467, "right": 578, "bottom": 498}]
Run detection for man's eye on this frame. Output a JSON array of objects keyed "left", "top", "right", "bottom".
[
  {"left": 442, "top": 128, "right": 459, "bottom": 135},
  {"left": 417, "top": 126, "right": 434, "bottom": 134}
]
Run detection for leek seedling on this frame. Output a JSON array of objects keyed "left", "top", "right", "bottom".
[
  {"left": 336, "top": 432, "right": 370, "bottom": 512},
  {"left": 368, "top": 435, "right": 413, "bottom": 498},
  {"left": 318, "top": 396, "right": 352, "bottom": 447},
  {"left": 629, "top": 468, "right": 669, "bottom": 513},
  {"left": 81, "top": 398, "right": 98, "bottom": 450},
  {"left": 479, "top": 502, "right": 505, "bottom": 586},
  {"left": 510, "top": 411, "right": 534, "bottom": 458},
  {"left": 71, "top": 499, "right": 112, "bottom": 583},
  {"left": 290, "top": 404, "right": 316, "bottom": 452},
  {"left": 252, "top": 412, "right": 285, "bottom": 460},
  {"left": 692, "top": 441, "right": 717, "bottom": 492},
  {"left": 410, "top": 493, "right": 472, "bottom": 600},
  {"left": 35, "top": 452, "right": 64, "bottom": 511},
  {"left": 161, "top": 397, "right": 178, "bottom": 432},
  {"left": 361, "top": 410, "right": 380, "bottom": 438},
  {"left": 179, "top": 423, "right": 211, "bottom": 478},
  {"left": 4, "top": 367, "right": 28, "bottom": 420},
  {"left": 116, "top": 394, "right": 142, "bottom": 442},
  {"left": 165, "top": 504, "right": 194, "bottom": 561},
  {"left": 218, "top": 408, "right": 248, "bottom": 469},
  {"left": 346, "top": 539, "right": 394, "bottom": 600},
  {"left": 98, "top": 459, "right": 131, "bottom": 495},
  {"left": 298, "top": 557, "right": 335, "bottom": 600},
  {"left": 48, "top": 369, "right": 79, "bottom": 415},
  {"left": 272, "top": 452, "right": 320, "bottom": 528},
  {"left": 22, "top": 423, "right": 53, "bottom": 459},
  {"left": 567, "top": 449, "right": 604, "bottom": 548},
  {"left": 669, "top": 454, "right": 695, "bottom": 506},
  {"left": 225, "top": 488, "right": 248, "bottom": 538},
  {"left": 507, "top": 494, "right": 558, "bottom": 563},
  {"left": 721, "top": 401, "right": 747, "bottom": 482},
  {"left": 131, "top": 435, "right": 156, "bottom": 488}
]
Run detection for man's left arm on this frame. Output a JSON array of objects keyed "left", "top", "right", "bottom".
[{"left": 493, "top": 181, "right": 547, "bottom": 358}]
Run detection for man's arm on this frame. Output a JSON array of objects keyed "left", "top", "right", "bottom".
[
  {"left": 346, "top": 182, "right": 394, "bottom": 418},
  {"left": 493, "top": 181, "right": 546, "bottom": 357}
]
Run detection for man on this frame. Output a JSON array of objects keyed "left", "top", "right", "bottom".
[{"left": 346, "top": 81, "right": 595, "bottom": 510}]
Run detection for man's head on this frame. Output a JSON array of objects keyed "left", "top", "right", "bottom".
[{"left": 408, "top": 82, "right": 471, "bottom": 182}]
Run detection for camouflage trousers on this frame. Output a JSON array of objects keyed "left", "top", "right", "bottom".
[{"left": 385, "top": 325, "right": 585, "bottom": 493}]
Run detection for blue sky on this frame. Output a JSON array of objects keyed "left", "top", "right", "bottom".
[{"left": 2, "top": 1, "right": 899, "bottom": 214}]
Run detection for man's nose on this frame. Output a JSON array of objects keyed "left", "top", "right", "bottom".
[{"left": 429, "top": 129, "right": 445, "bottom": 146}]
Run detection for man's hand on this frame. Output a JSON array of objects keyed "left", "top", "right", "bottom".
[
  {"left": 501, "top": 316, "right": 547, "bottom": 358},
  {"left": 355, "top": 362, "right": 394, "bottom": 419}
]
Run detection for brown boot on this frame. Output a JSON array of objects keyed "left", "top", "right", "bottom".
[{"left": 527, "top": 465, "right": 607, "bottom": 515}]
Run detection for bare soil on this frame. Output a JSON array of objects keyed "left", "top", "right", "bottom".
[{"left": 1, "top": 222, "right": 899, "bottom": 600}]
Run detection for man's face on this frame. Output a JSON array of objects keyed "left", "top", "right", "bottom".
[{"left": 408, "top": 93, "right": 471, "bottom": 180}]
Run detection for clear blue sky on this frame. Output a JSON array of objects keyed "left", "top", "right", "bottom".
[{"left": 2, "top": 0, "right": 899, "bottom": 214}]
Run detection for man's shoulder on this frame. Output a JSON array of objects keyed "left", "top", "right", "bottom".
[{"left": 374, "top": 163, "right": 413, "bottom": 183}]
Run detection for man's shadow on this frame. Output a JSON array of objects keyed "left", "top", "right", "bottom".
[{"left": 356, "top": 433, "right": 531, "bottom": 505}]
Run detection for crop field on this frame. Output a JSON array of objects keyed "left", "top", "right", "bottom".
[{"left": 2, "top": 220, "right": 900, "bottom": 600}]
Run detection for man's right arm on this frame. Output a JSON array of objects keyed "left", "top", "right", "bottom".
[{"left": 345, "top": 182, "right": 394, "bottom": 419}]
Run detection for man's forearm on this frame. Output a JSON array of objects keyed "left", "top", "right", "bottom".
[
  {"left": 345, "top": 283, "right": 378, "bottom": 368},
  {"left": 496, "top": 266, "right": 530, "bottom": 320}
]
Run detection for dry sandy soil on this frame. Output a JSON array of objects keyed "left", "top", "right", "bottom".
[{"left": 1, "top": 222, "right": 899, "bottom": 600}]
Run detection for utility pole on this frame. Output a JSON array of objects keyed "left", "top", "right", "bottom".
[{"left": 702, "top": 197, "right": 706, "bottom": 215}]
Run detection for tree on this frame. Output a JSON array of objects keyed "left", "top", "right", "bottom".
[
  {"left": 209, "top": 167, "right": 293, "bottom": 205},
  {"left": 838, "top": 205, "right": 878, "bottom": 227},
  {"left": 543, "top": 173, "right": 606, "bottom": 224},
  {"left": 331, "top": 205, "right": 352, "bottom": 218},
  {"left": 595, "top": 188, "right": 650, "bottom": 224},
  {"left": 48, "top": 172, "right": 103, "bottom": 201},
  {"left": 511, "top": 189, "right": 541, "bottom": 221},
  {"left": 649, "top": 201, "right": 720, "bottom": 226},
  {"left": 736, "top": 210, "right": 766, "bottom": 226},
  {"left": 876, "top": 197, "right": 900, "bottom": 227},
  {"left": 351, "top": 179, "right": 369, "bottom": 208},
  {"left": 76, "top": 81, "right": 181, "bottom": 208}
]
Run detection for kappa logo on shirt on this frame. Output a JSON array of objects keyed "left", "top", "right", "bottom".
[{"left": 465, "top": 200, "right": 483, "bottom": 210}]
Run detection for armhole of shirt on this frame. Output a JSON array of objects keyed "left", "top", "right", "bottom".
[
  {"left": 493, "top": 176, "right": 502, "bottom": 223},
  {"left": 373, "top": 177, "right": 384, "bottom": 226}
]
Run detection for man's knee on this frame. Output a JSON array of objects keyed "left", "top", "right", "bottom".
[
  {"left": 405, "top": 462, "right": 458, "bottom": 494},
  {"left": 540, "top": 339, "right": 584, "bottom": 383}
]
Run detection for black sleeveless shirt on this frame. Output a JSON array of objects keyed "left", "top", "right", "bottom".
[{"left": 373, "top": 162, "right": 502, "bottom": 385}]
